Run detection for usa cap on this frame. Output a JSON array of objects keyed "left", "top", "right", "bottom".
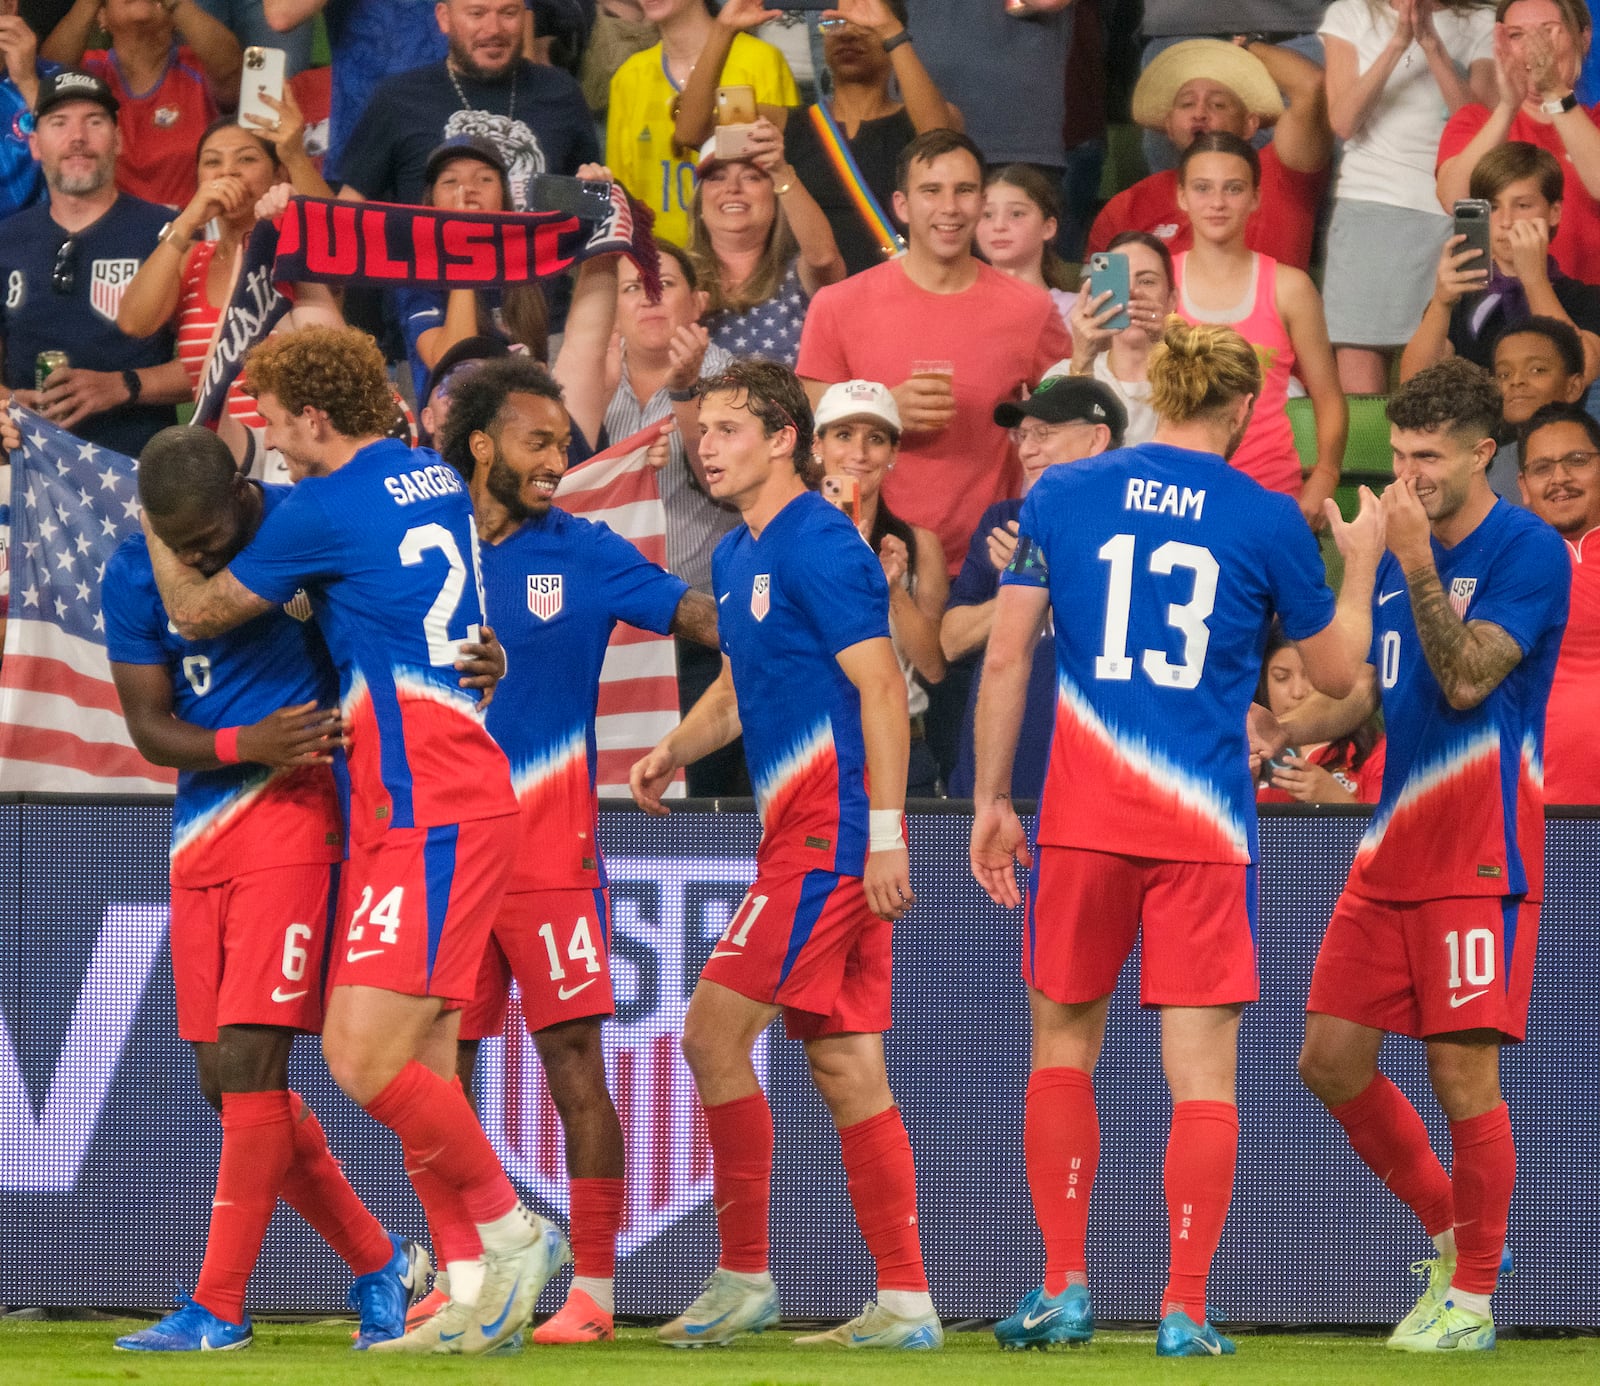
[{"left": 814, "top": 379, "right": 902, "bottom": 436}]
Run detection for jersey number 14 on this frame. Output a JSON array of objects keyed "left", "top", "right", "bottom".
[{"left": 1094, "top": 534, "right": 1219, "bottom": 690}]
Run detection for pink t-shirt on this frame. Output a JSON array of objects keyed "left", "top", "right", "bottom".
[
  {"left": 1175, "top": 251, "right": 1300, "bottom": 497},
  {"left": 796, "top": 260, "right": 1073, "bottom": 573}
]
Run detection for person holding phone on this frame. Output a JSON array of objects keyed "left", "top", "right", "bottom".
[
  {"left": 0, "top": 0, "right": 53, "bottom": 221},
  {"left": 815, "top": 380, "right": 947, "bottom": 796},
  {"left": 1403, "top": 140, "right": 1600, "bottom": 381},
  {"left": 1173, "top": 131, "right": 1345, "bottom": 526}
]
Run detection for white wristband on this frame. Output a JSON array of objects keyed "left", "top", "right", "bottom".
[{"left": 869, "top": 809, "right": 905, "bottom": 853}]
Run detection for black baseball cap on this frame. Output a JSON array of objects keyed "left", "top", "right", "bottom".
[
  {"left": 33, "top": 69, "right": 119, "bottom": 121},
  {"left": 423, "top": 335, "right": 512, "bottom": 408},
  {"left": 424, "top": 135, "right": 508, "bottom": 186},
  {"left": 994, "top": 374, "right": 1129, "bottom": 438}
]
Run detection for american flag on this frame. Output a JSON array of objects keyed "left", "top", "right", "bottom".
[
  {"left": 554, "top": 423, "right": 685, "bottom": 800},
  {"left": 0, "top": 406, "right": 175, "bottom": 793}
]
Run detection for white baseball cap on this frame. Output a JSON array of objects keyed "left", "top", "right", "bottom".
[{"left": 813, "top": 379, "right": 902, "bottom": 435}]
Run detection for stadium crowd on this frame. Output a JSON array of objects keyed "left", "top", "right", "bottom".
[{"left": 0, "top": 0, "right": 1595, "bottom": 1363}]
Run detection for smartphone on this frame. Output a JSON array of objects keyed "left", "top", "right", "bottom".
[
  {"left": 529, "top": 173, "right": 615, "bottom": 222},
  {"left": 821, "top": 473, "right": 861, "bottom": 528},
  {"left": 1262, "top": 747, "right": 1302, "bottom": 785},
  {"left": 715, "top": 86, "right": 757, "bottom": 126},
  {"left": 1087, "top": 251, "right": 1132, "bottom": 332},
  {"left": 1452, "top": 198, "right": 1492, "bottom": 274},
  {"left": 237, "top": 46, "right": 287, "bottom": 132}
]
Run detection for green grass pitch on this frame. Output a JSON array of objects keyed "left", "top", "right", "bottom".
[{"left": 2, "top": 1318, "right": 1595, "bottom": 1385}]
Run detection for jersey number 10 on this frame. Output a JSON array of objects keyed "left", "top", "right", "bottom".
[{"left": 1094, "top": 534, "right": 1219, "bottom": 690}]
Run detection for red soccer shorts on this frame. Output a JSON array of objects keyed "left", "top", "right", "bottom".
[
  {"left": 170, "top": 861, "right": 336, "bottom": 1042},
  {"left": 1024, "top": 845, "right": 1259, "bottom": 1007},
  {"left": 329, "top": 813, "right": 519, "bottom": 1004},
  {"left": 1308, "top": 891, "right": 1540, "bottom": 1041},
  {"left": 459, "top": 887, "right": 616, "bottom": 1041},
  {"left": 700, "top": 868, "right": 893, "bottom": 1039}
]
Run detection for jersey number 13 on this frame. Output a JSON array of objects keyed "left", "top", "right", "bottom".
[{"left": 1094, "top": 534, "right": 1219, "bottom": 690}]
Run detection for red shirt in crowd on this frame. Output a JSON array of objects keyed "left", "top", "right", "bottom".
[
  {"left": 1087, "top": 143, "right": 1328, "bottom": 272},
  {"left": 1544, "top": 524, "right": 1600, "bottom": 805},
  {"left": 84, "top": 46, "right": 217, "bottom": 209}
]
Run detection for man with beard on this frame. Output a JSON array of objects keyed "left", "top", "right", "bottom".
[
  {"left": 338, "top": 0, "right": 596, "bottom": 211},
  {"left": 0, "top": 69, "right": 190, "bottom": 455},
  {"left": 432, "top": 356, "right": 717, "bottom": 1343}
]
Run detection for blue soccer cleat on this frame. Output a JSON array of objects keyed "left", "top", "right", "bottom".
[
  {"left": 350, "top": 1233, "right": 430, "bottom": 1349},
  {"left": 994, "top": 1285, "right": 1094, "bottom": 1350},
  {"left": 1156, "top": 1309, "right": 1236, "bottom": 1357},
  {"left": 114, "top": 1294, "right": 253, "bottom": 1352}
]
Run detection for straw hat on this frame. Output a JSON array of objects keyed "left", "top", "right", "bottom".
[{"left": 1131, "top": 40, "right": 1285, "bottom": 130}]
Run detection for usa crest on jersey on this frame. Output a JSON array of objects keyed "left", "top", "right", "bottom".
[
  {"left": 527, "top": 573, "right": 563, "bottom": 621},
  {"left": 90, "top": 258, "right": 139, "bottom": 323},
  {"left": 751, "top": 573, "right": 771, "bottom": 622},
  {"left": 1449, "top": 576, "right": 1478, "bottom": 619}
]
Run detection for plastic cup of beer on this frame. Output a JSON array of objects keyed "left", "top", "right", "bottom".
[{"left": 911, "top": 359, "right": 954, "bottom": 389}]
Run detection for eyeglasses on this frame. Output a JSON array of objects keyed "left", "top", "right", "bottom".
[
  {"left": 1008, "top": 420, "right": 1090, "bottom": 447},
  {"left": 51, "top": 237, "right": 77, "bottom": 294},
  {"left": 1523, "top": 449, "right": 1600, "bottom": 481}
]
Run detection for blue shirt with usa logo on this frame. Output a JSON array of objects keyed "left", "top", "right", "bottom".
[
  {"left": 713, "top": 489, "right": 890, "bottom": 875},
  {"left": 228, "top": 438, "right": 516, "bottom": 845},
  {"left": 103, "top": 484, "right": 344, "bottom": 887},
  {"left": 481, "top": 507, "right": 687, "bottom": 891},
  {"left": 1352, "top": 500, "right": 1568, "bottom": 902},
  {"left": 1004, "top": 441, "right": 1335, "bottom": 865}
]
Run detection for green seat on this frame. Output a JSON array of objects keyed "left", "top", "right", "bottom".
[{"left": 1288, "top": 393, "right": 1393, "bottom": 522}]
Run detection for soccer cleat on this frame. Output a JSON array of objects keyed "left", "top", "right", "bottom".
[
  {"left": 407, "top": 1283, "right": 450, "bottom": 1331},
  {"left": 366, "top": 1294, "right": 474, "bottom": 1354},
  {"left": 794, "top": 1301, "right": 943, "bottom": 1350},
  {"left": 993, "top": 1284, "right": 1094, "bottom": 1350},
  {"left": 532, "top": 1287, "right": 615, "bottom": 1344},
  {"left": 1389, "top": 1256, "right": 1455, "bottom": 1344},
  {"left": 113, "top": 1295, "right": 253, "bottom": 1353},
  {"left": 465, "top": 1214, "right": 571, "bottom": 1356},
  {"left": 656, "top": 1268, "right": 780, "bottom": 1347},
  {"left": 1387, "top": 1297, "right": 1496, "bottom": 1353},
  {"left": 1155, "top": 1309, "right": 1236, "bottom": 1357},
  {"left": 350, "top": 1234, "right": 430, "bottom": 1349}
]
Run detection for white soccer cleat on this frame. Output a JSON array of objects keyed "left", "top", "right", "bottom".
[
  {"left": 1387, "top": 1296, "right": 1496, "bottom": 1352},
  {"left": 465, "top": 1215, "right": 572, "bottom": 1356},
  {"left": 1388, "top": 1256, "right": 1456, "bottom": 1344},
  {"left": 656, "top": 1269, "right": 780, "bottom": 1347},
  {"left": 365, "top": 1295, "right": 474, "bottom": 1354},
  {"left": 794, "top": 1301, "right": 943, "bottom": 1350}
]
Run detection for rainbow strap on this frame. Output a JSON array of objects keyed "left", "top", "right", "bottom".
[{"left": 807, "top": 103, "right": 906, "bottom": 259}]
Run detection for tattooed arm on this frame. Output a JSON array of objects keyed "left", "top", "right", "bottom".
[
  {"left": 1401, "top": 562, "right": 1524, "bottom": 710},
  {"left": 142, "top": 520, "right": 274, "bottom": 640}
]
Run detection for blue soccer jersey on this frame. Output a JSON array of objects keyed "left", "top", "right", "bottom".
[
  {"left": 1004, "top": 442, "right": 1335, "bottom": 863},
  {"left": 227, "top": 438, "right": 515, "bottom": 844},
  {"left": 103, "top": 486, "right": 343, "bottom": 887},
  {"left": 482, "top": 508, "right": 688, "bottom": 891},
  {"left": 714, "top": 490, "right": 890, "bottom": 875},
  {"left": 1351, "top": 502, "right": 1569, "bottom": 902}
]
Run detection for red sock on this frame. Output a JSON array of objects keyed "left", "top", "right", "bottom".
[
  {"left": 364, "top": 1061, "right": 517, "bottom": 1225},
  {"left": 1450, "top": 1104, "right": 1515, "bottom": 1295},
  {"left": 193, "top": 1091, "right": 295, "bottom": 1323},
  {"left": 278, "top": 1093, "right": 393, "bottom": 1278},
  {"left": 1161, "top": 1100, "right": 1238, "bottom": 1322},
  {"left": 569, "top": 1178, "right": 624, "bottom": 1280},
  {"left": 405, "top": 1079, "right": 485, "bottom": 1268},
  {"left": 1330, "top": 1074, "right": 1454, "bottom": 1237},
  {"left": 1025, "top": 1067, "right": 1098, "bottom": 1295},
  {"left": 839, "top": 1106, "right": 928, "bottom": 1292},
  {"left": 703, "top": 1092, "right": 772, "bottom": 1274}
]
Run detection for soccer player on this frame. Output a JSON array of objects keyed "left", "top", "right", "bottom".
[
  {"left": 139, "top": 325, "right": 566, "bottom": 1356},
  {"left": 970, "top": 321, "right": 1384, "bottom": 1357},
  {"left": 1281, "top": 360, "right": 1570, "bottom": 1353},
  {"left": 433, "top": 357, "right": 719, "bottom": 1342},
  {"left": 104, "top": 427, "right": 422, "bottom": 1352},
  {"left": 629, "top": 360, "right": 939, "bottom": 1351}
]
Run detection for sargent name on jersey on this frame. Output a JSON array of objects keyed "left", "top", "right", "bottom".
[
  {"left": 1125, "top": 478, "right": 1206, "bottom": 520},
  {"left": 384, "top": 463, "right": 466, "bottom": 506}
]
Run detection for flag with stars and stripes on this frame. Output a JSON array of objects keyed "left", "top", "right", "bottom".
[{"left": 0, "top": 406, "right": 175, "bottom": 793}]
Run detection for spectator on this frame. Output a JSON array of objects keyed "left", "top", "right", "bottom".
[
  {"left": 1088, "top": 37, "right": 1333, "bottom": 272},
  {"left": 1059, "top": 229, "right": 1176, "bottom": 446},
  {"left": 337, "top": 0, "right": 597, "bottom": 211},
  {"left": 264, "top": 1, "right": 448, "bottom": 186},
  {"left": 200, "top": 0, "right": 313, "bottom": 75},
  {"left": 1319, "top": 0, "right": 1498, "bottom": 394},
  {"left": 1488, "top": 313, "right": 1587, "bottom": 497},
  {"left": 0, "top": 70, "right": 189, "bottom": 456},
  {"left": 1173, "top": 132, "right": 1345, "bottom": 522},
  {"left": 941, "top": 374, "right": 1127, "bottom": 800},
  {"left": 1438, "top": 0, "right": 1600, "bottom": 280},
  {"left": 673, "top": 0, "right": 958, "bottom": 276},
  {"left": 1403, "top": 140, "right": 1600, "bottom": 379},
  {"left": 606, "top": 0, "right": 796, "bottom": 251},
  {"left": 977, "top": 164, "right": 1075, "bottom": 331},
  {"left": 43, "top": 0, "right": 242, "bottom": 209},
  {"left": 688, "top": 120, "right": 844, "bottom": 367},
  {"left": 797, "top": 129, "right": 1073, "bottom": 578},
  {"left": 1255, "top": 626, "right": 1385, "bottom": 804},
  {"left": 1517, "top": 400, "right": 1600, "bottom": 803},
  {"left": 581, "top": 1, "right": 655, "bottom": 117},
  {"left": 815, "top": 379, "right": 947, "bottom": 797},
  {"left": 1, "top": 1, "right": 53, "bottom": 221},
  {"left": 417, "top": 332, "right": 510, "bottom": 445},
  {"left": 117, "top": 104, "right": 338, "bottom": 439}
]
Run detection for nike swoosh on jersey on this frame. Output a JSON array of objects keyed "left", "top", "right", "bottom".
[
  {"left": 345, "top": 948, "right": 385, "bottom": 963},
  {"left": 270, "top": 987, "right": 309, "bottom": 1002},
  {"left": 557, "top": 979, "right": 598, "bottom": 1001},
  {"left": 1378, "top": 590, "right": 1404, "bottom": 605},
  {"left": 1449, "top": 989, "right": 1489, "bottom": 1007},
  {"left": 707, "top": 949, "right": 744, "bottom": 961},
  {"left": 718, "top": 592, "right": 730, "bottom": 604},
  {"left": 1022, "top": 1307, "right": 1062, "bottom": 1329}
]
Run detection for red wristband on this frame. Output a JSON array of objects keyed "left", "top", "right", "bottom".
[{"left": 214, "top": 726, "right": 243, "bottom": 764}]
